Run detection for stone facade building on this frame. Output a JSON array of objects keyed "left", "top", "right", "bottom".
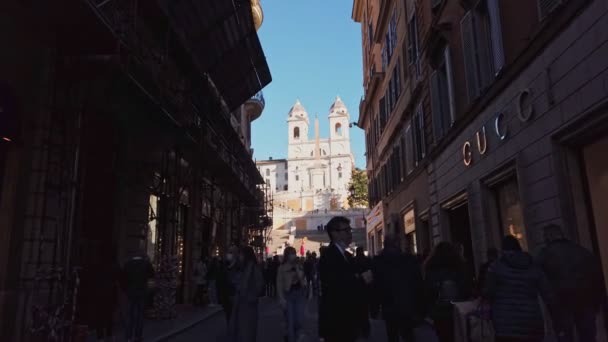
[
  {"left": 353, "top": 0, "right": 608, "bottom": 316},
  {"left": 0, "top": 0, "right": 271, "bottom": 340}
]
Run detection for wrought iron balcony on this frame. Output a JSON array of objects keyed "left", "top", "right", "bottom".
[{"left": 246, "top": 90, "right": 265, "bottom": 121}]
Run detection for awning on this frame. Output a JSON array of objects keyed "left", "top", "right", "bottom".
[{"left": 159, "top": 0, "right": 272, "bottom": 111}]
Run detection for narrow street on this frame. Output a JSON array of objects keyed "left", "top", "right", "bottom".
[{"left": 170, "top": 297, "right": 388, "bottom": 342}]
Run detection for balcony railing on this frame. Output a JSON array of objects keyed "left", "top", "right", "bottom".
[{"left": 250, "top": 90, "right": 265, "bottom": 107}]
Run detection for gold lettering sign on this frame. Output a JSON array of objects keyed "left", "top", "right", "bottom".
[
  {"left": 463, "top": 141, "right": 472, "bottom": 166},
  {"left": 517, "top": 89, "right": 534, "bottom": 122},
  {"left": 476, "top": 126, "right": 487, "bottom": 155}
]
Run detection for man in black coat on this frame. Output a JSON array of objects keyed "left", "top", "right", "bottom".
[
  {"left": 537, "top": 224, "right": 604, "bottom": 342},
  {"left": 319, "top": 216, "right": 371, "bottom": 342},
  {"left": 372, "top": 234, "right": 424, "bottom": 342}
]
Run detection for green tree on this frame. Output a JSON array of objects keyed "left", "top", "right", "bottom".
[{"left": 347, "top": 168, "right": 368, "bottom": 208}]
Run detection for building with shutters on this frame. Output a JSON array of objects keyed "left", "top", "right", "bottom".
[
  {"left": 256, "top": 98, "right": 367, "bottom": 255},
  {"left": 353, "top": 0, "right": 608, "bottom": 315},
  {"left": 352, "top": 0, "right": 433, "bottom": 256}
]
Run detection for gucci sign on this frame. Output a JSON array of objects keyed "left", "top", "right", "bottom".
[{"left": 463, "top": 89, "right": 534, "bottom": 166}]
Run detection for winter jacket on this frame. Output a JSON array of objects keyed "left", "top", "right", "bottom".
[
  {"left": 276, "top": 262, "right": 307, "bottom": 301},
  {"left": 484, "top": 251, "right": 551, "bottom": 339},
  {"left": 372, "top": 248, "right": 424, "bottom": 325},
  {"left": 537, "top": 239, "right": 603, "bottom": 310}
]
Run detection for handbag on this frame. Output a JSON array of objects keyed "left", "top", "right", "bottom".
[{"left": 466, "top": 300, "right": 494, "bottom": 342}]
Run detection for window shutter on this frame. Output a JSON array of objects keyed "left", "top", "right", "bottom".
[
  {"left": 487, "top": 0, "right": 505, "bottom": 74},
  {"left": 379, "top": 97, "right": 387, "bottom": 131},
  {"left": 400, "top": 135, "right": 407, "bottom": 179},
  {"left": 430, "top": 71, "right": 445, "bottom": 142},
  {"left": 406, "top": 124, "right": 415, "bottom": 174},
  {"left": 461, "top": 11, "right": 480, "bottom": 102},
  {"left": 475, "top": 12, "right": 494, "bottom": 90},
  {"left": 538, "top": 0, "right": 563, "bottom": 20},
  {"left": 417, "top": 105, "right": 426, "bottom": 158}
]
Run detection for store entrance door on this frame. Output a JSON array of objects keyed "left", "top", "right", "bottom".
[
  {"left": 447, "top": 203, "right": 475, "bottom": 277},
  {"left": 582, "top": 135, "right": 608, "bottom": 295}
]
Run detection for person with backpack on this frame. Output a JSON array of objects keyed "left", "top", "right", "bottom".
[
  {"left": 424, "top": 242, "right": 472, "bottom": 342},
  {"left": 536, "top": 224, "right": 604, "bottom": 342},
  {"left": 484, "top": 235, "right": 552, "bottom": 342}
]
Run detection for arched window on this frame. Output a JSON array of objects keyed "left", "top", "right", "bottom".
[
  {"left": 293, "top": 127, "right": 300, "bottom": 139},
  {"left": 335, "top": 123, "right": 342, "bottom": 135}
]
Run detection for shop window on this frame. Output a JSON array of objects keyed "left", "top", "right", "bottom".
[
  {"left": 404, "top": 209, "right": 417, "bottom": 254},
  {"left": 495, "top": 178, "right": 528, "bottom": 251},
  {"left": 147, "top": 194, "right": 159, "bottom": 264}
]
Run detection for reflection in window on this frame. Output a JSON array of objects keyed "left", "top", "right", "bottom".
[
  {"left": 495, "top": 178, "right": 528, "bottom": 251},
  {"left": 147, "top": 194, "right": 159, "bottom": 264}
]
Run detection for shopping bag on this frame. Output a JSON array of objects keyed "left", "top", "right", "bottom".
[
  {"left": 453, "top": 299, "right": 481, "bottom": 341},
  {"left": 414, "top": 321, "right": 440, "bottom": 342},
  {"left": 466, "top": 301, "right": 494, "bottom": 342}
]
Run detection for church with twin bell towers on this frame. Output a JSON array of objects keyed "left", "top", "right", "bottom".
[{"left": 256, "top": 97, "right": 367, "bottom": 254}]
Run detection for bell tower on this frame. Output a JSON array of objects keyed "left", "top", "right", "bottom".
[
  {"left": 328, "top": 96, "right": 350, "bottom": 140},
  {"left": 287, "top": 99, "right": 309, "bottom": 159}
]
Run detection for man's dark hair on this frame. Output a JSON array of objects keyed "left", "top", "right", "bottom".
[{"left": 325, "top": 216, "right": 350, "bottom": 234}]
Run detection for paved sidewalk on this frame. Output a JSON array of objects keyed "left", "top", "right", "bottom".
[{"left": 85, "top": 304, "right": 223, "bottom": 342}]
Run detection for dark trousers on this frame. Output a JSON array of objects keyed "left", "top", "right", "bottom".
[
  {"left": 553, "top": 305, "right": 598, "bottom": 342},
  {"left": 434, "top": 317, "right": 454, "bottom": 342},
  {"left": 95, "top": 313, "right": 114, "bottom": 339},
  {"left": 385, "top": 319, "right": 414, "bottom": 342},
  {"left": 193, "top": 284, "right": 206, "bottom": 306},
  {"left": 125, "top": 294, "right": 145, "bottom": 341}
]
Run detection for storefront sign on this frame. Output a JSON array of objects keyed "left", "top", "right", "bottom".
[
  {"left": 403, "top": 209, "right": 415, "bottom": 234},
  {"left": 366, "top": 201, "right": 384, "bottom": 233},
  {"left": 463, "top": 89, "right": 535, "bottom": 166}
]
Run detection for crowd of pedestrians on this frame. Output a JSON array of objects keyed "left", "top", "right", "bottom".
[
  {"left": 316, "top": 216, "right": 605, "bottom": 342},
  {"left": 75, "top": 215, "right": 604, "bottom": 342}
]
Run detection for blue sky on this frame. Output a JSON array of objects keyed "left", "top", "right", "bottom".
[{"left": 252, "top": 0, "right": 366, "bottom": 168}]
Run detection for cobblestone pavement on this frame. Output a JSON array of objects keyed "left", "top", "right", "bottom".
[{"left": 169, "top": 297, "right": 388, "bottom": 342}]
